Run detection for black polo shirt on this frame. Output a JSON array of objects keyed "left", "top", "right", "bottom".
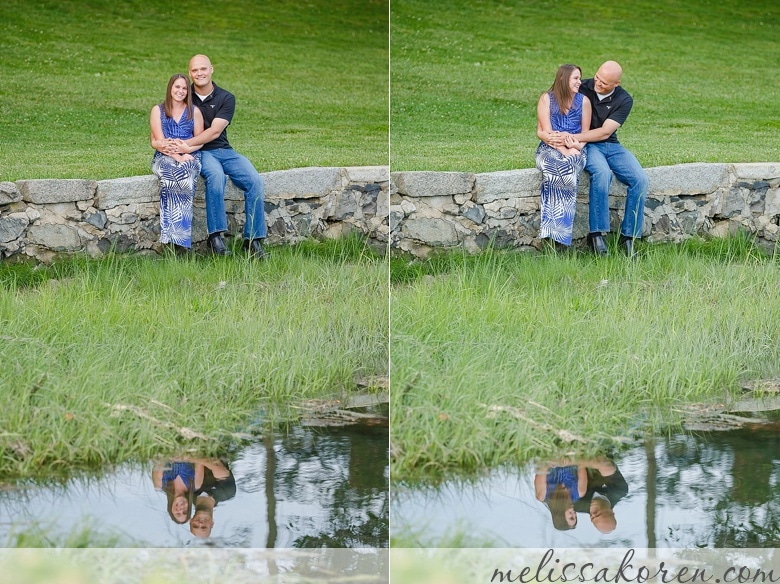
[
  {"left": 191, "top": 82, "right": 235, "bottom": 151},
  {"left": 579, "top": 78, "right": 633, "bottom": 144}
]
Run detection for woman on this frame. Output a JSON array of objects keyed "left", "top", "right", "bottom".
[
  {"left": 534, "top": 463, "right": 588, "bottom": 531},
  {"left": 153, "top": 460, "right": 202, "bottom": 524},
  {"left": 535, "top": 64, "right": 591, "bottom": 248},
  {"left": 150, "top": 74, "right": 204, "bottom": 250}
]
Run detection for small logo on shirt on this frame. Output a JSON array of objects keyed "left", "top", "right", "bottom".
[
  {"left": 210, "top": 104, "right": 216, "bottom": 108},
  {"left": 606, "top": 105, "right": 611, "bottom": 110}
]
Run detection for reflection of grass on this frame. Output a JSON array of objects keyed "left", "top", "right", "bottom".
[
  {"left": 390, "top": 234, "right": 780, "bottom": 480},
  {"left": 391, "top": 521, "right": 502, "bottom": 548},
  {"left": 4, "top": 520, "right": 133, "bottom": 548},
  {"left": 391, "top": 0, "right": 780, "bottom": 171},
  {"left": 0, "top": 236, "right": 388, "bottom": 478},
  {"left": 1, "top": 0, "right": 388, "bottom": 181}
]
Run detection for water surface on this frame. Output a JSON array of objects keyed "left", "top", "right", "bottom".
[
  {"left": 393, "top": 419, "right": 780, "bottom": 548},
  {"left": 1, "top": 422, "right": 388, "bottom": 547}
]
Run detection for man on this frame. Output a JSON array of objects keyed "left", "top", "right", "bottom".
[
  {"left": 173, "top": 54, "right": 268, "bottom": 258},
  {"left": 573, "top": 459, "right": 629, "bottom": 534},
  {"left": 555, "top": 61, "right": 648, "bottom": 257}
]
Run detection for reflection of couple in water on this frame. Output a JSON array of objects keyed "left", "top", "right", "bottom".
[
  {"left": 152, "top": 457, "right": 236, "bottom": 538},
  {"left": 535, "top": 457, "right": 628, "bottom": 533}
]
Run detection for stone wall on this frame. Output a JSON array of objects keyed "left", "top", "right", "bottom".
[
  {"left": 0, "top": 166, "right": 389, "bottom": 262},
  {"left": 390, "top": 163, "right": 780, "bottom": 258}
]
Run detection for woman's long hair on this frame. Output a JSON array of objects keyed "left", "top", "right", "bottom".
[
  {"left": 546, "top": 483, "right": 577, "bottom": 531},
  {"left": 163, "top": 475, "right": 195, "bottom": 524},
  {"left": 548, "top": 64, "right": 581, "bottom": 115},
  {"left": 163, "top": 73, "right": 194, "bottom": 120}
]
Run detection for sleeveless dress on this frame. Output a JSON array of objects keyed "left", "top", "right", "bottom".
[
  {"left": 151, "top": 104, "right": 201, "bottom": 248},
  {"left": 545, "top": 465, "right": 581, "bottom": 503},
  {"left": 535, "top": 92, "right": 587, "bottom": 246},
  {"left": 161, "top": 461, "right": 196, "bottom": 489}
]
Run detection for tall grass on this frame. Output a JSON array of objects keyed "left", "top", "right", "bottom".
[
  {"left": 390, "top": 0, "right": 780, "bottom": 171},
  {"left": 0, "top": 0, "right": 388, "bottom": 180},
  {"left": 0, "top": 237, "right": 388, "bottom": 477},
  {"left": 390, "top": 235, "right": 780, "bottom": 480}
]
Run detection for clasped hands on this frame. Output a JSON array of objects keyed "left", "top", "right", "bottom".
[
  {"left": 546, "top": 131, "right": 581, "bottom": 149},
  {"left": 160, "top": 138, "right": 195, "bottom": 161}
]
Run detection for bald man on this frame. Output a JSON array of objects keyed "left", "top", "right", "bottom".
[
  {"left": 569, "top": 61, "right": 648, "bottom": 258},
  {"left": 174, "top": 54, "right": 268, "bottom": 258}
]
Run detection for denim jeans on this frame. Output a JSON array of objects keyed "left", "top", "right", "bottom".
[
  {"left": 200, "top": 148, "right": 267, "bottom": 240},
  {"left": 584, "top": 142, "right": 648, "bottom": 238}
]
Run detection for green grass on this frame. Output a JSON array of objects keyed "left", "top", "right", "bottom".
[
  {"left": 389, "top": 234, "right": 780, "bottom": 480},
  {"left": 0, "top": 237, "right": 388, "bottom": 478},
  {"left": 0, "top": 0, "right": 388, "bottom": 181},
  {"left": 390, "top": 0, "right": 780, "bottom": 171}
]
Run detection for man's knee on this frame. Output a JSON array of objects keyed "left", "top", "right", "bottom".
[
  {"left": 636, "top": 170, "right": 649, "bottom": 192},
  {"left": 587, "top": 167, "right": 612, "bottom": 190}
]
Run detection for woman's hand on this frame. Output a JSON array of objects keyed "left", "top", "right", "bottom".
[{"left": 564, "top": 135, "right": 582, "bottom": 150}]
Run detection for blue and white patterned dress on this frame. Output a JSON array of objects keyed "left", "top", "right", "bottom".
[
  {"left": 151, "top": 105, "right": 201, "bottom": 248},
  {"left": 535, "top": 92, "right": 586, "bottom": 246}
]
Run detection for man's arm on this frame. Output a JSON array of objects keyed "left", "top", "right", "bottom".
[
  {"left": 173, "top": 117, "right": 229, "bottom": 153},
  {"left": 573, "top": 118, "right": 621, "bottom": 143}
]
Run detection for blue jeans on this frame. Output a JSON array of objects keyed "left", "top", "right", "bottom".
[
  {"left": 584, "top": 142, "right": 648, "bottom": 238},
  {"left": 200, "top": 148, "right": 267, "bottom": 239}
]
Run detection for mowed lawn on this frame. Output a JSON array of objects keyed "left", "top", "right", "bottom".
[
  {"left": 1, "top": 0, "right": 389, "bottom": 181},
  {"left": 390, "top": 0, "right": 780, "bottom": 171}
]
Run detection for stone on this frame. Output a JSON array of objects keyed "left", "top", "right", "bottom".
[
  {"left": 18, "top": 179, "right": 97, "bottom": 205},
  {"left": 719, "top": 188, "right": 746, "bottom": 218},
  {"left": 95, "top": 176, "right": 158, "bottom": 209},
  {"left": 399, "top": 200, "right": 416, "bottom": 216},
  {"left": 461, "top": 202, "right": 486, "bottom": 225},
  {"left": 403, "top": 217, "right": 459, "bottom": 246},
  {"left": 83, "top": 209, "right": 108, "bottom": 230},
  {"left": 389, "top": 207, "right": 404, "bottom": 232},
  {"left": 392, "top": 171, "right": 475, "bottom": 198},
  {"left": 734, "top": 163, "right": 780, "bottom": 181},
  {"left": 334, "top": 191, "right": 360, "bottom": 220},
  {"left": 764, "top": 189, "right": 780, "bottom": 217},
  {"left": 263, "top": 167, "right": 342, "bottom": 200},
  {"left": 345, "top": 166, "right": 389, "bottom": 184},
  {"left": 27, "top": 224, "right": 82, "bottom": 251},
  {"left": 0, "top": 182, "right": 22, "bottom": 206},
  {"left": 646, "top": 163, "right": 729, "bottom": 196},
  {"left": 0, "top": 214, "right": 29, "bottom": 243},
  {"left": 475, "top": 169, "right": 539, "bottom": 203}
]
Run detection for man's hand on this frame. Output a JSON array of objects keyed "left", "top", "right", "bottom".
[
  {"left": 564, "top": 135, "right": 582, "bottom": 150},
  {"left": 172, "top": 139, "right": 196, "bottom": 154}
]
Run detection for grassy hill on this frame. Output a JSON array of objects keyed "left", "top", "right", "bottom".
[
  {"left": 1, "top": 0, "right": 389, "bottom": 180},
  {"left": 390, "top": 0, "right": 780, "bottom": 171}
]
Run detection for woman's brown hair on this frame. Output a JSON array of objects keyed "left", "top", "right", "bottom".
[
  {"left": 549, "top": 64, "right": 581, "bottom": 115},
  {"left": 163, "top": 73, "right": 193, "bottom": 120}
]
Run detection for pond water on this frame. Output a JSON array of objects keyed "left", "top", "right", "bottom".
[
  {"left": 0, "top": 422, "right": 388, "bottom": 548},
  {"left": 392, "top": 416, "right": 780, "bottom": 548}
]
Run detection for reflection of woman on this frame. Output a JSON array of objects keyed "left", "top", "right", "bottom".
[
  {"left": 150, "top": 73, "right": 204, "bottom": 250},
  {"left": 535, "top": 464, "right": 587, "bottom": 531},
  {"left": 152, "top": 461, "right": 203, "bottom": 524},
  {"left": 535, "top": 64, "right": 591, "bottom": 247}
]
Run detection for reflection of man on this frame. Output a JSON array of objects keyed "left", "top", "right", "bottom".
[
  {"left": 574, "top": 462, "right": 629, "bottom": 534},
  {"left": 190, "top": 459, "right": 236, "bottom": 538}
]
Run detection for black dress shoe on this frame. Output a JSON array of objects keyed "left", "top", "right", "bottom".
[
  {"left": 587, "top": 232, "right": 609, "bottom": 256},
  {"left": 208, "top": 233, "right": 231, "bottom": 256},
  {"left": 244, "top": 238, "right": 269, "bottom": 260},
  {"left": 619, "top": 235, "right": 638, "bottom": 259}
]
